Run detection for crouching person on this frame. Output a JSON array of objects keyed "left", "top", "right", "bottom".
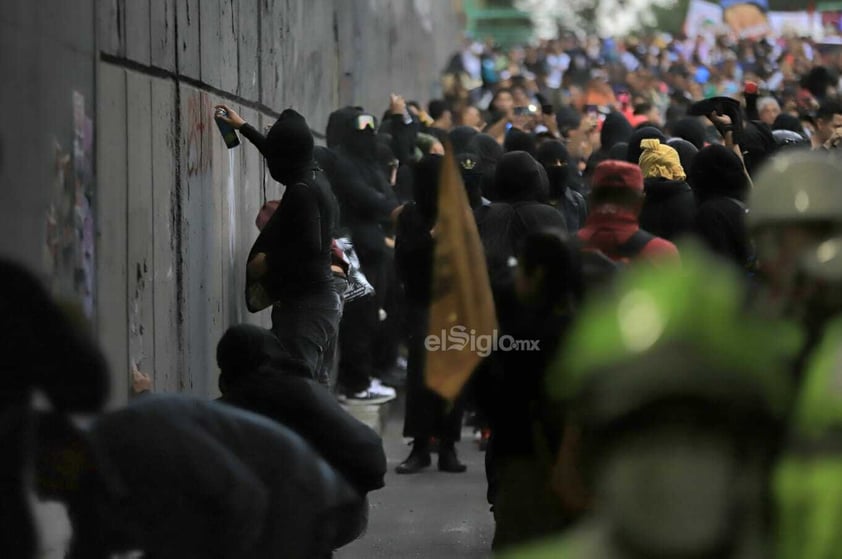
[
  {"left": 35, "top": 396, "right": 361, "bottom": 559},
  {"left": 216, "top": 323, "right": 387, "bottom": 549}
]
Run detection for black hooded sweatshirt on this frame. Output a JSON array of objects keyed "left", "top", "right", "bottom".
[
  {"left": 536, "top": 140, "right": 587, "bottom": 233},
  {"left": 323, "top": 107, "right": 399, "bottom": 260},
  {"left": 240, "top": 110, "right": 338, "bottom": 300},
  {"left": 687, "top": 144, "right": 752, "bottom": 270},
  {"left": 467, "top": 133, "right": 504, "bottom": 200},
  {"left": 216, "top": 325, "right": 387, "bottom": 495},
  {"left": 476, "top": 152, "right": 567, "bottom": 299},
  {"left": 639, "top": 176, "right": 696, "bottom": 241},
  {"left": 600, "top": 111, "right": 634, "bottom": 153}
]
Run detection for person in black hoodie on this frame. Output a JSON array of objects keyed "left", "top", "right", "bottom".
[
  {"left": 667, "top": 137, "right": 699, "bottom": 173},
  {"left": 476, "top": 151, "right": 567, "bottom": 323},
  {"left": 637, "top": 138, "right": 696, "bottom": 242},
  {"left": 599, "top": 111, "right": 634, "bottom": 154},
  {"left": 0, "top": 259, "right": 109, "bottom": 559},
  {"left": 688, "top": 144, "right": 753, "bottom": 271},
  {"left": 467, "top": 133, "right": 504, "bottom": 201},
  {"left": 322, "top": 107, "right": 402, "bottom": 402},
  {"left": 215, "top": 105, "right": 341, "bottom": 383},
  {"left": 394, "top": 155, "right": 468, "bottom": 474},
  {"left": 216, "top": 324, "right": 385, "bottom": 550},
  {"left": 536, "top": 140, "right": 587, "bottom": 233},
  {"left": 671, "top": 116, "right": 706, "bottom": 150},
  {"left": 482, "top": 229, "right": 584, "bottom": 551}
]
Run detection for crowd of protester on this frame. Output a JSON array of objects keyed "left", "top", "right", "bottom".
[{"left": 4, "top": 22, "right": 842, "bottom": 559}]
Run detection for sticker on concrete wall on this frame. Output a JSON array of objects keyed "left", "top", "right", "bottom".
[{"left": 44, "top": 91, "right": 95, "bottom": 319}]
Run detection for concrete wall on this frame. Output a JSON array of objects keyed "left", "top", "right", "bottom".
[{"left": 0, "top": 0, "right": 461, "bottom": 406}]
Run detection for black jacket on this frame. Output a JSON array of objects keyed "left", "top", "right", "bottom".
[
  {"left": 639, "top": 177, "right": 696, "bottom": 241},
  {"left": 240, "top": 116, "right": 339, "bottom": 299},
  {"left": 220, "top": 373, "right": 386, "bottom": 494},
  {"left": 85, "top": 396, "right": 358, "bottom": 559}
]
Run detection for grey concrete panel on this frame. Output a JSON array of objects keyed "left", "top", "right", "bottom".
[
  {"left": 151, "top": 78, "right": 181, "bottom": 393},
  {"left": 180, "top": 84, "right": 220, "bottom": 396},
  {"left": 96, "top": 63, "right": 129, "bottom": 407},
  {"left": 150, "top": 0, "right": 176, "bottom": 71},
  {"left": 96, "top": 0, "right": 125, "bottom": 58},
  {"left": 219, "top": 0, "right": 239, "bottom": 94},
  {"left": 176, "top": 0, "right": 201, "bottom": 80},
  {"left": 126, "top": 71, "right": 155, "bottom": 387},
  {"left": 199, "top": 0, "right": 221, "bottom": 89},
  {"left": 125, "top": 0, "right": 150, "bottom": 66},
  {"left": 259, "top": 0, "right": 283, "bottom": 111},
  {"left": 236, "top": 0, "right": 259, "bottom": 99}
]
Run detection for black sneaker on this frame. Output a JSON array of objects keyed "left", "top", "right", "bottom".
[{"left": 438, "top": 446, "right": 467, "bottom": 473}]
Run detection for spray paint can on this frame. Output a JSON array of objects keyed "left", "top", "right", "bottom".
[{"left": 215, "top": 108, "right": 240, "bottom": 149}]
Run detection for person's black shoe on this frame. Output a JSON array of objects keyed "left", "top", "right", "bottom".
[
  {"left": 395, "top": 444, "right": 431, "bottom": 474},
  {"left": 437, "top": 446, "right": 467, "bottom": 473}
]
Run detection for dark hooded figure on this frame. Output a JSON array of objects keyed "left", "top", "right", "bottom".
[
  {"left": 467, "top": 133, "right": 504, "bottom": 200},
  {"left": 504, "top": 127, "right": 538, "bottom": 156},
  {"left": 607, "top": 141, "right": 629, "bottom": 161},
  {"left": 394, "top": 155, "right": 468, "bottom": 475},
  {"left": 671, "top": 116, "right": 706, "bottom": 150},
  {"left": 536, "top": 140, "right": 587, "bottom": 233},
  {"left": 449, "top": 125, "right": 480, "bottom": 155},
  {"left": 476, "top": 152, "right": 567, "bottom": 311},
  {"left": 738, "top": 120, "right": 777, "bottom": 178},
  {"left": 667, "top": 138, "right": 699, "bottom": 175},
  {"left": 0, "top": 259, "right": 109, "bottom": 559},
  {"left": 688, "top": 144, "right": 753, "bottom": 271},
  {"left": 39, "top": 396, "right": 361, "bottom": 559},
  {"left": 457, "top": 152, "right": 487, "bottom": 210},
  {"left": 637, "top": 138, "right": 697, "bottom": 242},
  {"left": 216, "top": 324, "right": 387, "bottom": 498},
  {"left": 235, "top": 108, "right": 342, "bottom": 382},
  {"left": 626, "top": 126, "right": 668, "bottom": 165},
  {"left": 322, "top": 106, "right": 402, "bottom": 401},
  {"left": 600, "top": 111, "right": 634, "bottom": 153}
]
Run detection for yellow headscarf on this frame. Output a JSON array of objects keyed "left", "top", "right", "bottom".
[{"left": 638, "top": 138, "right": 686, "bottom": 181}]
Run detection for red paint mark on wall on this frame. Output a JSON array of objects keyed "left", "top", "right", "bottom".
[{"left": 186, "top": 92, "right": 212, "bottom": 177}]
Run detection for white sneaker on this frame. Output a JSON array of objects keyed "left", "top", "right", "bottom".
[
  {"left": 339, "top": 389, "right": 394, "bottom": 405},
  {"left": 369, "top": 378, "right": 397, "bottom": 400}
]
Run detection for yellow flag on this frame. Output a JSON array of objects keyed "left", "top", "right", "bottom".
[{"left": 425, "top": 147, "right": 498, "bottom": 400}]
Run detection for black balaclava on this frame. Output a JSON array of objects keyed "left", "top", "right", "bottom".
[
  {"left": 687, "top": 144, "right": 748, "bottom": 203},
  {"left": 326, "top": 106, "right": 364, "bottom": 149},
  {"left": 504, "top": 128, "right": 537, "bottom": 156},
  {"left": 457, "top": 152, "right": 485, "bottom": 209},
  {"left": 494, "top": 151, "right": 546, "bottom": 203},
  {"left": 627, "top": 126, "right": 668, "bottom": 165},
  {"left": 344, "top": 114, "right": 379, "bottom": 160},
  {"left": 667, "top": 138, "right": 699, "bottom": 175},
  {"left": 600, "top": 111, "right": 634, "bottom": 152},
  {"left": 536, "top": 140, "right": 571, "bottom": 200},
  {"left": 671, "top": 117, "right": 706, "bottom": 150},
  {"left": 449, "top": 126, "right": 479, "bottom": 155},
  {"left": 467, "top": 133, "right": 504, "bottom": 167},
  {"left": 412, "top": 154, "right": 443, "bottom": 228},
  {"left": 467, "top": 134, "right": 503, "bottom": 201},
  {"left": 263, "top": 109, "right": 315, "bottom": 184},
  {"left": 607, "top": 142, "right": 629, "bottom": 161}
]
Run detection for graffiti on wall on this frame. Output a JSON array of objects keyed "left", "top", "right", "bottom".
[
  {"left": 44, "top": 91, "right": 95, "bottom": 318},
  {"left": 186, "top": 91, "right": 212, "bottom": 177}
]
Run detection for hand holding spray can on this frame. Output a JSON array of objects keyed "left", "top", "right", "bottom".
[{"left": 215, "top": 108, "right": 241, "bottom": 149}]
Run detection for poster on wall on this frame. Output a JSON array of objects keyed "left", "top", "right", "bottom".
[
  {"left": 684, "top": 0, "right": 724, "bottom": 38},
  {"left": 768, "top": 11, "right": 822, "bottom": 39},
  {"left": 722, "top": 0, "right": 771, "bottom": 38}
]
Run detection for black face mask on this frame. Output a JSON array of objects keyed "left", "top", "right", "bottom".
[
  {"left": 545, "top": 166, "right": 570, "bottom": 198},
  {"left": 346, "top": 129, "right": 377, "bottom": 159}
]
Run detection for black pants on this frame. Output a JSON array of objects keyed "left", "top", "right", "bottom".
[
  {"left": 402, "top": 305, "right": 463, "bottom": 442},
  {"left": 271, "top": 283, "right": 342, "bottom": 384}
]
